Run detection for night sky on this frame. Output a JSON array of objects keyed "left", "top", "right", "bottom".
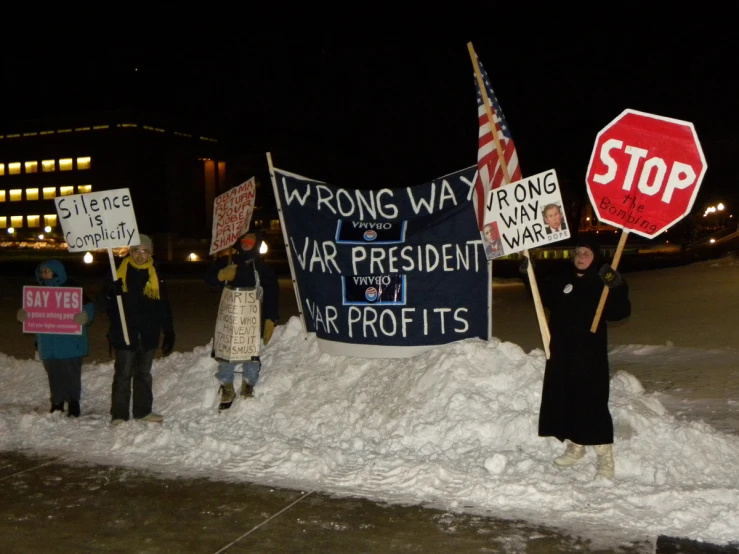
[{"left": 3, "top": 10, "right": 738, "bottom": 210}]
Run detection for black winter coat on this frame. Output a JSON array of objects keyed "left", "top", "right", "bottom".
[
  {"left": 536, "top": 264, "right": 631, "bottom": 445},
  {"left": 102, "top": 260, "right": 175, "bottom": 352}
]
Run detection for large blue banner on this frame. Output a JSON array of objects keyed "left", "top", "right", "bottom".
[{"left": 272, "top": 165, "right": 490, "bottom": 358}]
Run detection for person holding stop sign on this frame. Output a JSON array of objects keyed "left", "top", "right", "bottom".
[{"left": 521, "top": 236, "right": 631, "bottom": 479}]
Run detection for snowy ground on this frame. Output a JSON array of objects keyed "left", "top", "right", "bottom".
[{"left": 1, "top": 256, "right": 738, "bottom": 548}]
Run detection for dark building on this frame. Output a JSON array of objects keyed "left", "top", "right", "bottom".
[{"left": 0, "top": 110, "right": 231, "bottom": 257}]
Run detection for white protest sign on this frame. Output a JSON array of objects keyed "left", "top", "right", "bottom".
[
  {"left": 482, "top": 169, "right": 570, "bottom": 259},
  {"left": 209, "top": 178, "right": 257, "bottom": 255},
  {"left": 55, "top": 188, "right": 140, "bottom": 252},
  {"left": 212, "top": 286, "right": 261, "bottom": 362}
]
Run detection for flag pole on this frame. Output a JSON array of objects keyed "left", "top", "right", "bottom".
[
  {"left": 467, "top": 42, "right": 550, "bottom": 358},
  {"left": 266, "top": 152, "right": 308, "bottom": 340}
]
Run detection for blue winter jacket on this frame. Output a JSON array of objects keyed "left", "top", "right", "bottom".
[{"left": 33, "top": 259, "right": 95, "bottom": 361}]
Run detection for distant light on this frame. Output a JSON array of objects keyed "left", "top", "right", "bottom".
[
  {"left": 718, "top": 203, "right": 725, "bottom": 211},
  {"left": 586, "top": 217, "right": 590, "bottom": 221},
  {"left": 44, "top": 226, "right": 52, "bottom": 233},
  {"left": 260, "top": 241, "right": 268, "bottom": 255},
  {"left": 710, "top": 238, "right": 716, "bottom": 244},
  {"left": 188, "top": 253, "right": 199, "bottom": 262},
  {"left": 38, "top": 234, "right": 44, "bottom": 240},
  {"left": 666, "top": 240, "right": 669, "bottom": 244},
  {"left": 83, "top": 252, "right": 93, "bottom": 264},
  {"left": 7, "top": 227, "right": 14, "bottom": 234}
]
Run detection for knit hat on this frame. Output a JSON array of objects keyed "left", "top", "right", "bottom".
[{"left": 135, "top": 234, "right": 154, "bottom": 251}]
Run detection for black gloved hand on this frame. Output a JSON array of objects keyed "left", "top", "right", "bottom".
[
  {"left": 599, "top": 263, "right": 623, "bottom": 288},
  {"left": 161, "top": 332, "right": 175, "bottom": 357},
  {"left": 110, "top": 278, "right": 124, "bottom": 296},
  {"left": 519, "top": 256, "right": 534, "bottom": 274}
]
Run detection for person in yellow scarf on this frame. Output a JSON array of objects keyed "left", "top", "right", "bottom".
[{"left": 102, "top": 234, "right": 175, "bottom": 425}]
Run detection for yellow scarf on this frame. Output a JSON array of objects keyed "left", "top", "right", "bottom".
[{"left": 116, "top": 256, "right": 161, "bottom": 300}]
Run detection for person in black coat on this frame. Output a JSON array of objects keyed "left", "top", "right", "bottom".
[
  {"left": 205, "top": 229, "right": 279, "bottom": 410},
  {"left": 101, "top": 234, "right": 175, "bottom": 424},
  {"left": 522, "top": 236, "right": 630, "bottom": 479}
]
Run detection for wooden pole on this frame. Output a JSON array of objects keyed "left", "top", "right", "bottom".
[
  {"left": 468, "top": 41, "right": 551, "bottom": 357},
  {"left": 590, "top": 230, "right": 630, "bottom": 332},
  {"left": 467, "top": 42, "right": 511, "bottom": 185},
  {"left": 266, "top": 152, "right": 308, "bottom": 339},
  {"left": 107, "top": 248, "right": 130, "bottom": 345}
]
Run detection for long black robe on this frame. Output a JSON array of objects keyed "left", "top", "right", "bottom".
[{"left": 536, "top": 262, "right": 631, "bottom": 445}]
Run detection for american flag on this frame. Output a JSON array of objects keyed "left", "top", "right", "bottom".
[{"left": 473, "top": 55, "right": 521, "bottom": 230}]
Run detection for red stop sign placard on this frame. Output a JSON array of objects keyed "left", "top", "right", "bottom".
[{"left": 585, "top": 109, "right": 707, "bottom": 239}]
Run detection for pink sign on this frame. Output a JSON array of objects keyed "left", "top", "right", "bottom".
[{"left": 22, "top": 286, "right": 83, "bottom": 335}]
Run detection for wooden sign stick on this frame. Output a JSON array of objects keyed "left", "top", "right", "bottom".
[
  {"left": 590, "top": 230, "right": 629, "bottom": 333},
  {"left": 107, "top": 248, "right": 130, "bottom": 345}
]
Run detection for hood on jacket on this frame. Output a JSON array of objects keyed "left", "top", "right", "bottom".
[
  {"left": 573, "top": 235, "right": 604, "bottom": 276},
  {"left": 36, "top": 259, "right": 67, "bottom": 286},
  {"left": 233, "top": 230, "right": 263, "bottom": 262}
]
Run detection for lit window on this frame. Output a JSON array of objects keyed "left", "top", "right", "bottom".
[
  {"left": 11, "top": 216, "right": 23, "bottom": 228},
  {"left": 9, "top": 189, "right": 22, "bottom": 201},
  {"left": 26, "top": 188, "right": 39, "bottom": 201},
  {"left": 44, "top": 214, "right": 57, "bottom": 227},
  {"left": 25, "top": 161, "right": 38, "bottom": 173},
  {"left": 59, "top": 159, "right": 73, "bottom": 171},
  {"left": 27, "top": 215, "right": 41, "bottom": 228},
  {"left": 0, "top": 191, "right": 5, "bottom": 202},
  {"left": 0, "top": 217, "right": 6, "bottom": 228},
  {"left": 42, "top": 160, "right": 55, "bottom": 172},
  {"left": 77, "top": 184, "right": 92, "bottom": 194},
  {"left": 74, "top": 127, "right": 90, "bottom": 132},
  {"left": 9, "top": 162, "right": 21, "bottom": 175},
  {"left": 0, "top": 163, "right": 5, "bottom": 175},
  {"left": 43, "top": 187, "right": 56, "bottom": 199},
  {"left": 76, "top": 157, "right": 91, "bottom": 170},
  {"left": 93, "top": 125, "right": 109, "bottom": 130},
  {"left": 57, "top": 129, "right": 72, "bottom": 133},
  {"left": 23, "top": 132, "right": 38, "bottom": 137},
  {"left": 59, "top": 186, "right": 75, "bottom": 196}
]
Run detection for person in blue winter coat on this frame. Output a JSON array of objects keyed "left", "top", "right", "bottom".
[
  {"left": 16, "top": 259, "right": 95, "bottom": 417},
  {"left": 205, "top": 229, "right": 279, "bottom": 410}
]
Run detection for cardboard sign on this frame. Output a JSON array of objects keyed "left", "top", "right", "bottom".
[
  {"left": 482, "top": 169, "right": 569, "bottom": 259},
  {"left": 209, "top": 178, "right": 257, "bottom": 255},
  {"left": 212, "top": 286, "right": 261, "bottom": 362},
  {"left": 54, "top": 188, "right": 140, "bottom": 251},
  {"left": 22, "top": 286, "right": 83, "bottom": 335}
]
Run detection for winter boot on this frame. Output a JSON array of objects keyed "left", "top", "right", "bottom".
[
  {"left": 219, "top": 383, "right": 236, "bottom": 411},
  {"left": 594, "top": 444, "right": 615, "bottom": 479},
  {"left": 553, "top": 440, "right": 586, "bottom": 467},
  {"left": 240, "top": 381, "right": 254, "bottom": 398},
  {"left": 50, "top": 401, "right": 65, "bottom": 414},
  {"left": 67, "top": 400, "right": 81, "bottom": 418}
]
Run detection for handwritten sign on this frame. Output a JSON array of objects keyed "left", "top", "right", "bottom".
[
  {"left": 212, "top": 286, "right": 261, "bottom": 362},
  {"left": 22, "top": 286, "right": 83, "bottom": 335},
  {"left": 272, "top": 165, "right": 489, "bottom": 357},
  {"left": 209, "top": 178, "right": 257, "bottom": 255},
  {"left": 482, "top": 169, "right": 570, "bottom": 259},
  {"left": 55, "top": 188, "right": 140, "bottom": 251}
]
